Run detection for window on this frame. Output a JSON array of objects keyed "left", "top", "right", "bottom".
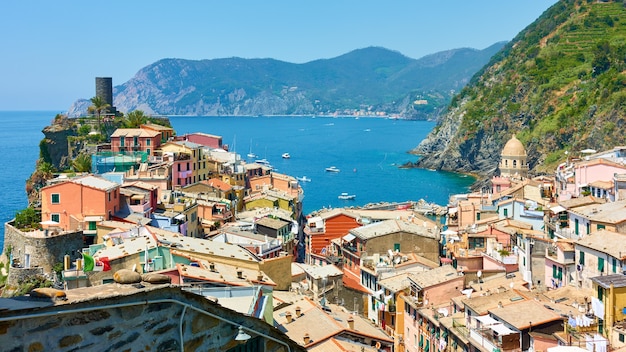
[
  {"left": 619, "top": 334, "right": 624, "bottom": 343},
  {"left": 558, "top": 267, "right": 563, "bottom": 280},
  {"left": 108, "top": 192, "right": 111, "bottom": 202},
  {"left": 51, "top": 213, "right": 60, "bottom": 223},
  {"left": 51, "top": 193, "right": 60, "bottom": 204},
  {"left": 476, "top": 212, "right": 481, "bottom": 221},
  {"left": 575, "top": 219, "right": 579, "bottom": 235},
  {"left": 146, "top": 139, "right": 151, "bottom": 146},
  {"left": 88, "top": 221, "right": 97, "bottom": 231},
  {"left": 613, "top": 258, "right": 617, "bottom": 273},
  {"left": 579, "top": 251, "right": 585, "bottom": 265},
  {"left": 503, "top": 208, "right": 508, "bottom": 217},
  {"left": 586, "top": 223, "right": 590, "bottom": 235},
  {"left": 552, "top": 264, "right": 557, "bottom": 278},
  {"left": 120, "top": 137, "right": 125, "bottom": 147},
  {"left": 598, "top": 258, "right": 605, "bottom": 273},
  {"left": 597, "top": 224, "right": 605, "bottom": 230},
  {"left": 598, "top": 286, "right": 604, "bottom": 302},
  {"left": 394, "top": 243, "right": 400, "bottom": 252}
]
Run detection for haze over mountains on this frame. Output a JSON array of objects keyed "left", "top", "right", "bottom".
[{"left": 68, "top": 44, "right": 505, "bottom": 120}]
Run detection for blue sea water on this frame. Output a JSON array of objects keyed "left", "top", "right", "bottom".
[
  {"left": 169, "top": 116, "right": 475, "bottom": 213},
  {"left": 0, "top": 111, "right": 58, "bottom": 251},
  {"left": 0, "top": 112, "right": 475, "bottom": 251}
]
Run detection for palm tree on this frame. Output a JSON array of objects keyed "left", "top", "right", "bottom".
[
  {"left": 125, "top": 110, "right": 147, "bottom": 128},
  {"left": 88, "top": 96, "right": 110, "bottom": 131},
  {"left": 72, "top": 153, "right": 92, "bottom": 173}
]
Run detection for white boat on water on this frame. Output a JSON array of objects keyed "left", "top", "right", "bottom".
[
  {"left": 338, "top": 192, "right": 356, "bottom": 200},
  {"left": 297, "top": 176, "right": 311, "bottom": 182},
  {"left": 255, "top": 158, "right": 271, "bottom": 166},
  {"left": 282, "top": 153, "right": 291, "bottom": 159},
  {"left": 325, "top": 166, "right": 340, "bottom": 172}
]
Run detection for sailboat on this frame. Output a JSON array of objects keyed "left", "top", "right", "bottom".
[{"left": 247, "top": 139, "right": 257, "bottom": 158}]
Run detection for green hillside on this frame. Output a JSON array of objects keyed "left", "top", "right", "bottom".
[
  {"left": 415, "top": 0, "right": 626, "bottom": 175},
  {"left": 104, "top": 45, "right": 504, "bottom": 119}
]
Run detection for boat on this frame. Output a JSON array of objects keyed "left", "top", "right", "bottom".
[
  {"left": 247, "top": 139, "right": 256, "bottom": 158},
  {"left": 325, "top": 166, "right": 340, "bottom": 172},
  {"left": 338, "top": 192, "right": 356, "bottom": 200},
  {"left": 282, "top": 153, "right": 291, "bottom": 159},
  {"left": 297, "top": 176, "right": 311, "bottom": 182},
  {"left": 255, "top": 158, "right": 271, "bottom": 166}
]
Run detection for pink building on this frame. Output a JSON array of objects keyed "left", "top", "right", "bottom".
[
  {"left": 176, "top": 132, "right": 223, "bottom": 149},
  {"left": 110, "top": 128, "right": 162, "bottom": 156}
]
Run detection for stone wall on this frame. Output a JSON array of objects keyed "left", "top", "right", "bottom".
[
  {"left": 1, "top": 222, "right": 83, "bottom": 274},
  {"left": 0, "top": 286, "right": 305, "bottom": 352}
]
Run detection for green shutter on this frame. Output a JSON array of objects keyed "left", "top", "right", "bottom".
[
  {"left": 580, "top": 251, "right": 585, "bottom": 265},
  {"left": 599, "top": 258, "right": 605, "bottom": 272},
  {"left": 553, "top": 265, "right": 557, "bottom": 278}
]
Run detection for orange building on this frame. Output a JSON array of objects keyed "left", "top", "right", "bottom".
[
  {"left": 305, "top": 209, "right": 362, "bottom": 258},
  {"left": 41, "top": 175, "right": 120, "bottom": 239}
]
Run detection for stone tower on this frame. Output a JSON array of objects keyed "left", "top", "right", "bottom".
[
  {"left": 500, "top": 134, "right": 528, "bottom": 178},
  {"left": 95, "top": 77, "right": 113, "bottom": 106}
]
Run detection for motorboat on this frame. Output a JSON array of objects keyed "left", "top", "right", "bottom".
[
  {"left": 325, "top": 166, "right": 340, "bottom": 172},
  {"left": 338, "top": 192, "right": 356, "bottom": 200},
  {"left": 297, "top": 176, "right": 311, "bottom": 182},
  {"left": 282, "top": 153, "right": 291, "bottom": 159}
]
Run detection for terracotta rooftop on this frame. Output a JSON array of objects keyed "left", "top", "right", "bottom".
[
  {"left": 408, "top": 265, "right": 459, "bottom": 289},
  {"left": 489, "top": 299, "right": 564, "bottom": 330},
  {"left": 576, "top": 229, "right": 626, "bottom": 259},
  {"left": 350, "top": 219, "right": 438, "bottom": 240}
]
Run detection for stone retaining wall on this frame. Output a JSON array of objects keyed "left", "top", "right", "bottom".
[{"left": 2, "top": 222, "right": 83, "bottom": 274}]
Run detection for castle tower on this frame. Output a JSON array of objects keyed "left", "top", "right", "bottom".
[
  {"left": 95, "top": 77, "right": 113, "bottom": 106},
  {"left": 95, "top": 77, "right": 117, "bottom": 115},
  {"left": 500, "top": 134, "right": 528, "bottom": 178}
]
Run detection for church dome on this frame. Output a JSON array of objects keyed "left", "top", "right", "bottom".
[{"left": 501, "top": 135, "right": 526, "bottom": 157}]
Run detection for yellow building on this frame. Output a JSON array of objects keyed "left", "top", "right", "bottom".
[
  {"left": 591, "top": 274, "right": 626, "bottom": 342},
  {"left": 159, "top": 140, "right": 212, "bottom": 183}
]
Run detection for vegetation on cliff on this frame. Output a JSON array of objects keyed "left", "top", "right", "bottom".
[{"left": 415, "top": 0, "right": 626, "bottom": 176}]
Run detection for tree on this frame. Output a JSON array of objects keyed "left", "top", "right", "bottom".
[
  {"left": 14, "top": 207, "right": 40, "bottom": 230},
  {"left": 125, "top": 110, "right": 148, "bottom": 128},
  {"left": 88, "top": 96, "right": 110, "bottom": 131},
  {"left": 72, "top": 153, "right": 92, "bottom": 173}
]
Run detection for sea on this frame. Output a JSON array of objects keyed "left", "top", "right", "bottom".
[{"left": 0, "top": 112, "right": 475, "bottom": 251}]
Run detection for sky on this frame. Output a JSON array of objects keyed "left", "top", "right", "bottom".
[{"left": 0, "top": 0, "right": 557, "bottom": 111}]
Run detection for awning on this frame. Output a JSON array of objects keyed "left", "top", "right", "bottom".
[
  {"left": 131, "top": 194, "right": 144, "bottom": 201},
  {"left": 474, "top": 315, "right": 500, "bottom": 325},
  {"left": 174, "top": 214, "right": 186, "bottom": 221},
  {"left": 84, "top": 216, "right": 103, "bottom": 222},
  {"left": 441, "top": 229, "right": 458, "bottom": 236},
  {"left": 490, "top": 323, "right": 516, "bottom": 335},
  {"left": 448, "top": 207, "right": 458, "bottom": 214},
  {"left": 550, "top": 205, "right": 566, "bottom": 213},
  {"left": 40, "top": 220, "right": 59, "bottom": 225},
  {"left": 342, "top": 233, "right": 356, "bottom": 242}
]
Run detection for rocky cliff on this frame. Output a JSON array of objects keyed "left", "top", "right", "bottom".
[{"left": 412, "top": 0, "right": 626, "bottom": 180}]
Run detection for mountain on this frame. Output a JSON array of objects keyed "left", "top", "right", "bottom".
[
  {"left": 68, "top": 45, "right": 505, "bottom": 119},
  {"left": 413, "top": 0, "right": 626, "bottom": 178}
]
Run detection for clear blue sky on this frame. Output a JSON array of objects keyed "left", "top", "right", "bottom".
[{"left": 0, "top": 0, "right": 557, "bottom": 111}]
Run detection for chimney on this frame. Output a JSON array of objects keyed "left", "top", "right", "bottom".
[
  {"left": 295, "top": 306, "right": 302, "bottom": 317},
  {"left": 236, "top": 268, "right": 243, "bottom": 279},
  {"left": 257, "top": 272, "right": 264, "bottom": 282},
  {"left": 347, "top": 316, "right": 355, "bottom": 330},
  {"left": 209, "top": 262, "right": 216, "bottom": 272},
  {"left": 303, "top": 333, "right": 311, "bottom": 344},
  {"left": 498, "top": 301, "right": 503, "bottom": 308}
]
